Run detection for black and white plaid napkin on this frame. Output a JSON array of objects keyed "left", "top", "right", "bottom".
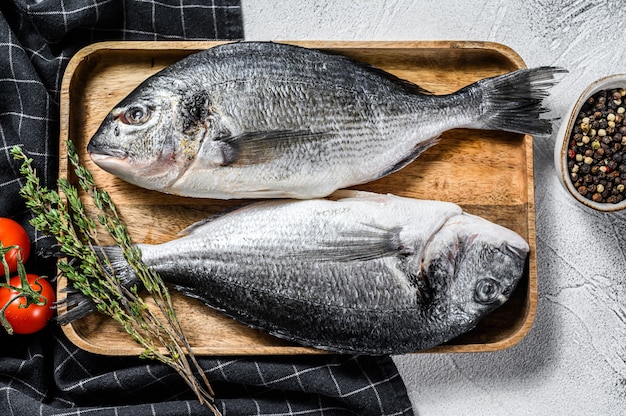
[{"left": 0, "top": 1, "right": 414, "bottom": 414}]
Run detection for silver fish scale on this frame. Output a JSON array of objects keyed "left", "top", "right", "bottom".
[
  {"left": 157, "top": 43, "right": 452, "bottom": 197},
  {"left": 153, "top": 225, "right": 415, "bottom": 309},
  {"left": 139, "top": 196, "right": 461, "bottom": 311}
]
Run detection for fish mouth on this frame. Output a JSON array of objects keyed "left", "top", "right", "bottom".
[
  {"left": 88, "top": 148, "right": 129, "bottom": 161},
  {"left": 88, "top": 148, "right": 130, "bottom": 172}
]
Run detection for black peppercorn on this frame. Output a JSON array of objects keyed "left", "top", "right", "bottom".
[{"left": 566, "top": 88, "right": 626, "bottom": 204}]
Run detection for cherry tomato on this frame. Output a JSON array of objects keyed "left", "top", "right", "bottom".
[
  {"left": 0, "top": 274, "right": 55, "bottom": 334},
  {"left": 0, "top": 218, "right": 31, "bottom": 275}
]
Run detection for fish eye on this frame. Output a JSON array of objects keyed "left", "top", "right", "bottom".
[
  {"left": 120, "top": 104, "right": 151, "bottom": 125},
  {"left": 474, "top": 278, "right": 501, "bottom": 304}
]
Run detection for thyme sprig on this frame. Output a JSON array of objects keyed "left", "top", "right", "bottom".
[{"left": 11, "top": 143, "right": 219, "bottom": 414}]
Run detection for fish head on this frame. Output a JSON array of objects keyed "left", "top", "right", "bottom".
[
  {"left": 450, "top": 214, "right": 528, "bottom": 321},
  {"left": 87, "top": 85, "right": 195, "bottom": 192},
  {"left": 425, "top": 213, "right": 529, "bottom": 326}
]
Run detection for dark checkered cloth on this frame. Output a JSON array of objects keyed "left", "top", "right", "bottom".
[{"left": 0, "top": 1, "right": 414, "bottom": 415}]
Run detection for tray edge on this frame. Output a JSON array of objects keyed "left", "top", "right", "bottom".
[{"left": 57, "top": 40, "right": 535, "bottom": 356}]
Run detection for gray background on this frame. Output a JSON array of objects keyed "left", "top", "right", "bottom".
[{"left": 242, "top": 1, "right": 625, "bottom": 414}]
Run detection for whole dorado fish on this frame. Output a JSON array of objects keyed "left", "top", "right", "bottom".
[
  {"left": 60, "top": 191, "right": 529, "bottom": 354},
  {"left": 87, "top": 41, "right": 565, "bottom": 199}
]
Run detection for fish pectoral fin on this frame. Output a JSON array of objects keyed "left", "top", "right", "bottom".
[
  {"left": 216, "top": 129, "right": 329, "bottom": 166},
  {"left": 304, "top": 224, "right": 412, "bottom": 262}
]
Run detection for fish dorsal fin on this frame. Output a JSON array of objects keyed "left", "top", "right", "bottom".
[
  {"left": 177, "top": 202, "right": 255, "bottom": 236},
  {"left": 301, "top": 223, "right": 413, "bottom": 262},
  {"left": 316, "top": 47, "right": 433, "bottom": 96},
  {"left": 177, "top": 216, "right": 219, "bottom": 236},
  {"left": 357, "top": 62, "right": 432, "bottom": 95},
  {"left": 217, "top": 129, "right": 330, "bottom": 166}
]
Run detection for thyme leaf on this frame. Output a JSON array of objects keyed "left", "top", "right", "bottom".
[{"left": 11, "top": 143, "right": 219, "bottom": 414}]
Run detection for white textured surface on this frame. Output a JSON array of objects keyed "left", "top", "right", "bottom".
[{"left": 241, "top": 1, "right": 626, "bottom": 414}]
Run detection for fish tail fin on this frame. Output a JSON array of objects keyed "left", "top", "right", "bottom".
[
  {"left": 55, "top": 246, "right": 140, "bottom": 325},
  {"left": 469, "top": 66, "right": 567, "bottom": 136},
  {"left": 55, "top": 285, "right": 99, "bottom": 325},
  {"left": 97, "top": 246, "right": 140, "bottom": 287}
]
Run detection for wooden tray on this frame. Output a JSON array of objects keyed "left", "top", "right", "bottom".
[{"left": 58, "top": 40, "right": 537, "bottom": 355}]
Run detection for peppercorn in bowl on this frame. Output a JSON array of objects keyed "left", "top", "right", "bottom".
[{"left": 555, "top": 74, "right": 626, "bottom": 211}]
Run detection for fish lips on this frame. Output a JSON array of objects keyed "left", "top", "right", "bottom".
[
  {"left": 87, "top": 140, "right": 130, "bottom": 171},
  {"left": 87, "top": 144, "right": 129, "bottom": 161}
]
